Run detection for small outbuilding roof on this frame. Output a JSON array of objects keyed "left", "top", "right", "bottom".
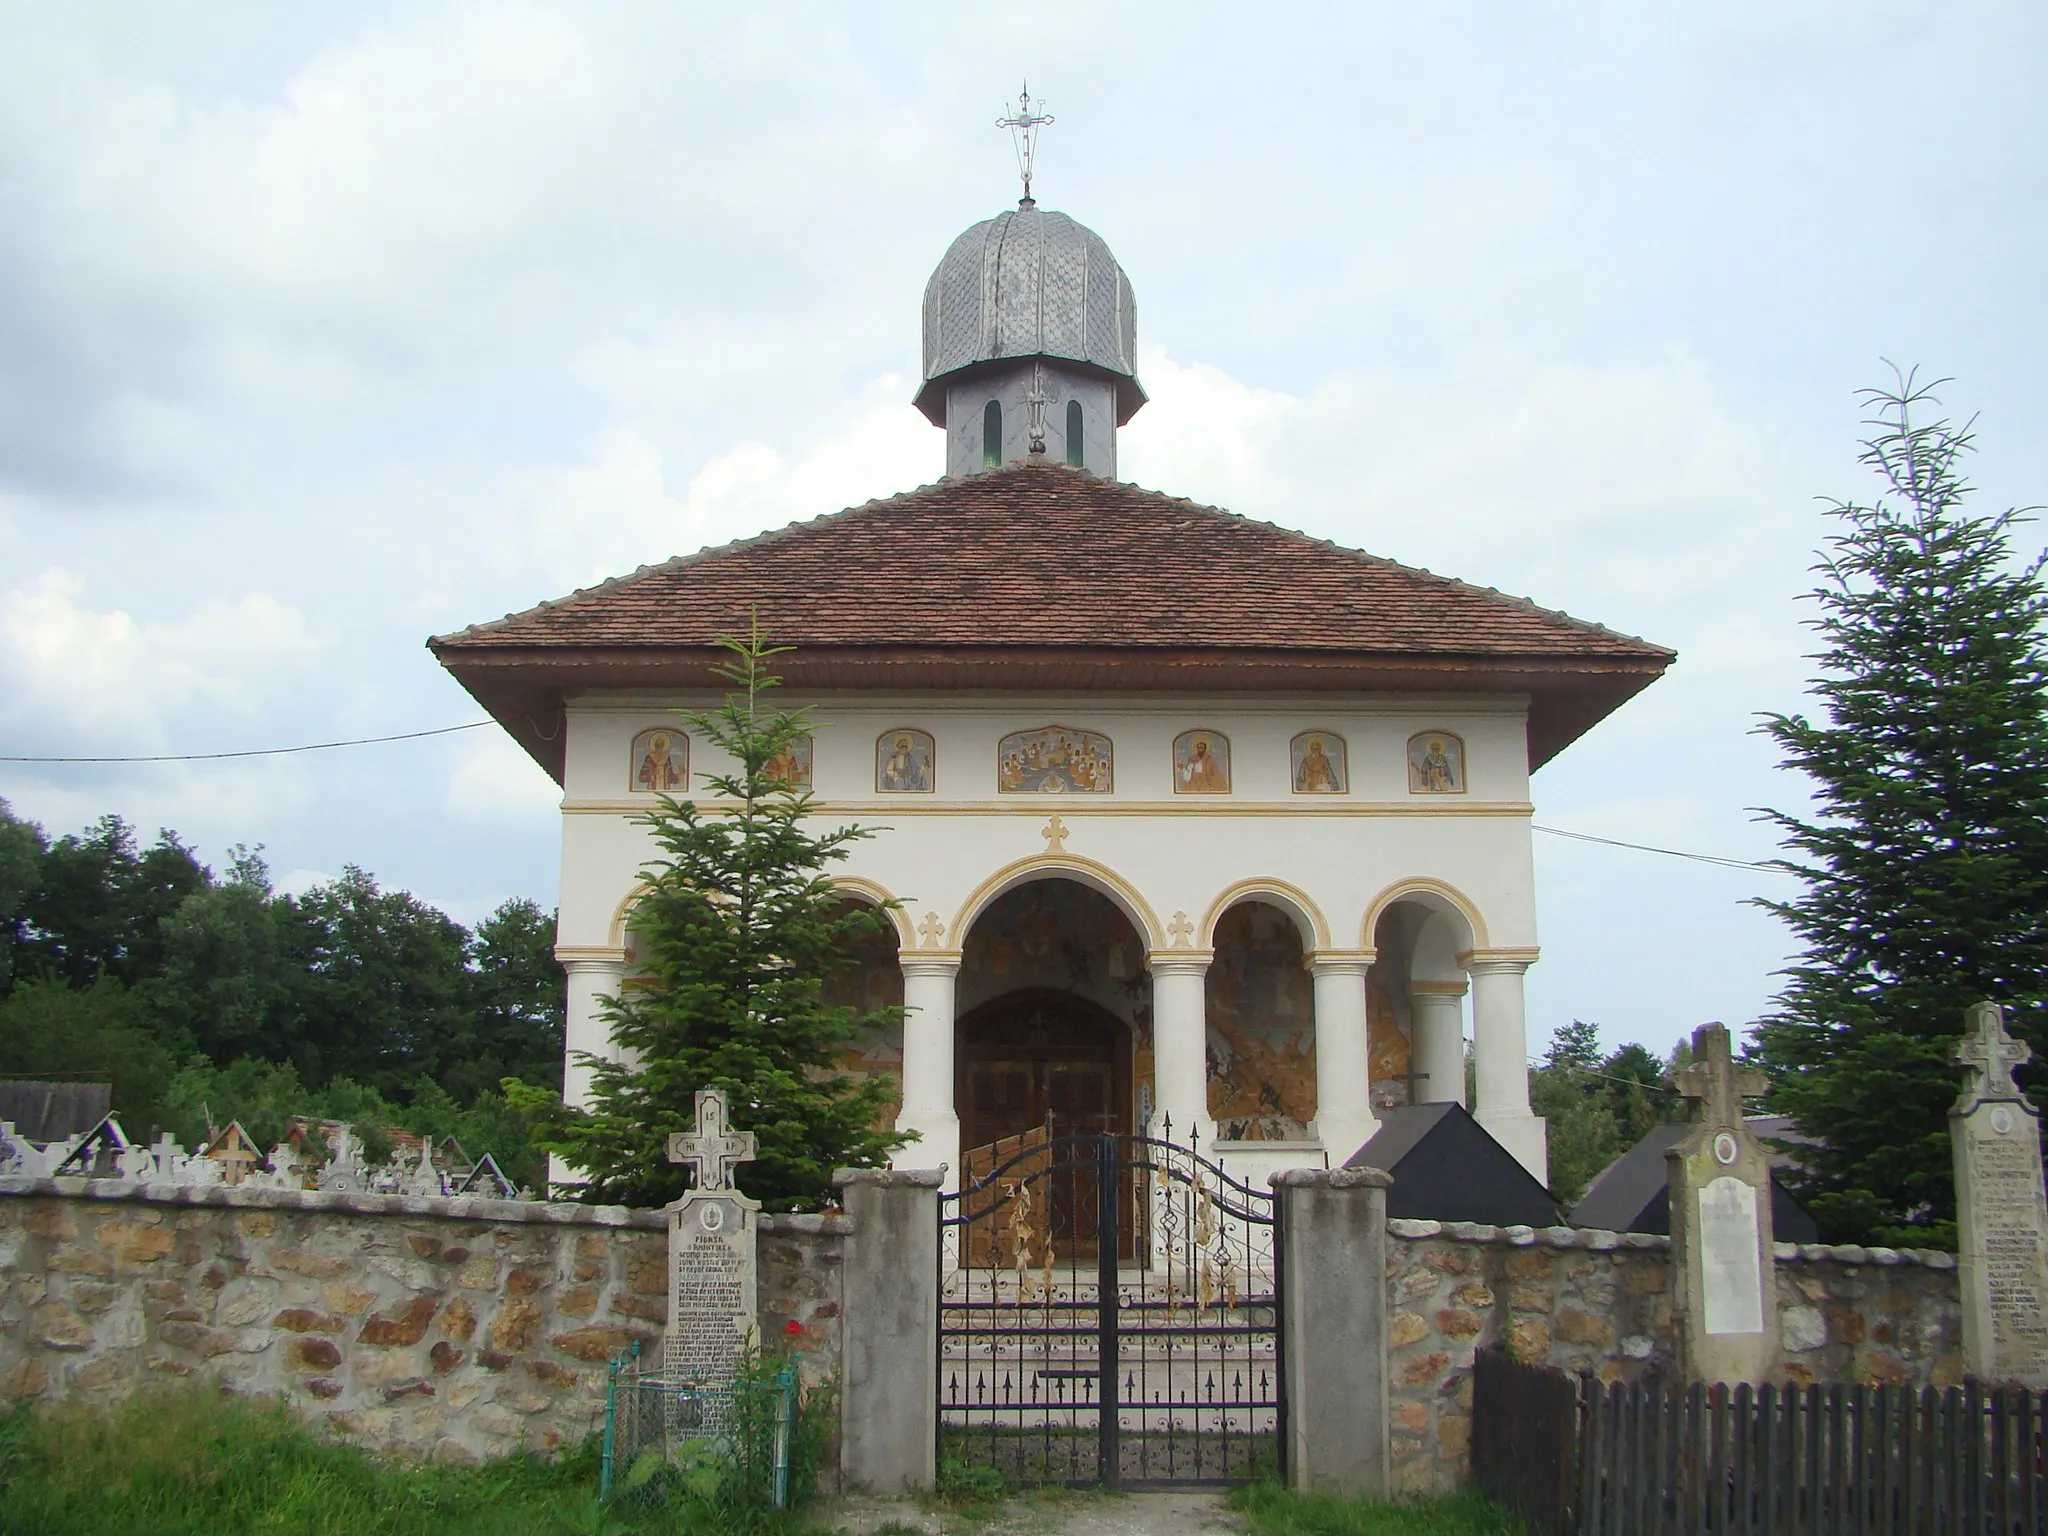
[
  {"left": 1343, "top": 1102, "right": 1565, "bottom": 1228},
  {"left": 0, "top": 1080, "right": 112, "bottom": 1143},
  {"left": 1569, "top": 1122, "right": 1821, "bottom": 1242}
]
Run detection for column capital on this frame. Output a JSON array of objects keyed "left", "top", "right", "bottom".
[
  {"left": 556, "top": 946, "right": 629, "bottom": 973},
  {"left": 900, "top": 952, "right": 963, "bottom": 976},
  {"left": 1146, "top": 949, "right": 1214, "bottom": 975},
  {"left": 1305, "top": 949, "right": 1375, "bottom": 976},
  {"left": 1460, "top": 947, "right": 1539, "bottom": 975},
  {"left": 1410, "top": 978, "right": 1469, "bottom": 999}
]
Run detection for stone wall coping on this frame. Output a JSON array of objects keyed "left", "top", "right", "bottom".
[
  {"left": 832, "top": 1167, "right": 945, "bottom": 1189},
  {"left": 0, "top": 1175, "right": 851, "bottom": 1235},
  {"left": 1385, "top": 1216, "right": 1957, "bottom": 1268},
  {"left": 1269, "top": 1166, "right": 1394, "bottom": 1190}
]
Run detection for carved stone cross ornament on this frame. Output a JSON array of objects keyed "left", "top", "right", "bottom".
[
  {"left": 1673, "top": 1022, "right": 1768, "bottom": 1129},
  {"left": 917, "top": 911, "right": 946, "bottom": 948},
  {"left": 1953, "top": 1001, "right": 2032, "bottom": 1112},
  {"left": 1040, "top": 815, "right": 1069, "bottom": 853},
  {"left": 667, "top": 1088, "right": 758, "bottom": 1192},
  {"left": 1167, "top": 911, "right": 1195, "bottom": 947}
]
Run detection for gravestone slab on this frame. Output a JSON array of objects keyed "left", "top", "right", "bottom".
[
  {"left": 1951, "top": 1002, "right": 2048, "bottom": 1388},
  {"left": 665, "top": 1088, "right": 761, "bottom": 1391},
  {"left": 1666, "top": 1022, "right": 1777, "bottom": 1385}
]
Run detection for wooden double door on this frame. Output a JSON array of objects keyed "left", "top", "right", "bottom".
[
  {"left": 957, "top": 988, "right": 1132, "bottom": 1149},
  {"left": 957, "top": 989, "right": 1134, "bottom": 1261}
]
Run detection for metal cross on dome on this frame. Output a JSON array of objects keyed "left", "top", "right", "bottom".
[
  {"left": 1954, "top": 1001, "right": 2032, "bottom": 1108},
  {"left": 667, "top": 1087, "right": 757, "bottom": 1193},
  {"left": 997, "top": 84, "right": 1054, "bottom": 208}
]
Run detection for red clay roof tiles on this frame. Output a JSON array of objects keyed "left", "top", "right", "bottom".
[{"left": 435, "top": 461, "right": 1669, "bottom": 662}]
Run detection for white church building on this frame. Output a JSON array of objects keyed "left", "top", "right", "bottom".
[{"left": 432, "top": 199, "right": 1671, "bottom": 1192}]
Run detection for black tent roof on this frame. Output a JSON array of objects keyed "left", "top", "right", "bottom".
[
  {"left": 1343, "top": 1102, "right": 1564, "bottom": 1227},
  {"left": 1570, "top": 1122, "right": 1821, "bottom": 1241}
]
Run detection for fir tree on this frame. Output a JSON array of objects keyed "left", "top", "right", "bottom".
[
  {"left": 521, "top": 623, "right": 906, "bottom": 1210},
  {"left": 1754, "top": 371, "right": 2048, "bottom": 1247}
]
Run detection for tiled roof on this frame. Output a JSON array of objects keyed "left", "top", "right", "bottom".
[{"left": 433, "top": 461, "right": 1670, "bottom": 663}]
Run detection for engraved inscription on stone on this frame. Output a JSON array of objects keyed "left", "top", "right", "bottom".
[
  {"left": 664, "top": 1088, "right": 761, "bottom": 1386},
  {"left": 1952, "top": 1002, "right": 2048, "bottom": 1388},
  {"left": 1699, "top": 1176, "right": 1764, "bottom": 1336}
]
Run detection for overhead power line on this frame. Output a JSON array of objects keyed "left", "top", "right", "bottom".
[
  {"left": 0, "top": 720, "right": 494, "bottom": 764},
  {"left": 1533, "top": 823, "right": 1785, "bottom": 874}
]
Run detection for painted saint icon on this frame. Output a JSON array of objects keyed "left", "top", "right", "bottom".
[
  {"left": 630, "top": 727, "right": 689, "bottom": 793},
  {"left": 1407, "top": 732, "right": 1465, "bottom": 794},
  {"left": 1290, "top": 732, "right": 1347, "bottom": 794},
  {"left": 996, "top": 726, "right": 1113, "bottom": 793},
  {"left": 762, "top": 735, "right": 813, "bottom": 789},
  {"left": 876, "top": 729, "right": 935, "bottom": 793},
  {"left": 1172, "top": 729, "right": 1232, "bottom": 794}
]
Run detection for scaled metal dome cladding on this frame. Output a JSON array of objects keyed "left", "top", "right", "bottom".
[{"left": 914, "top": 207, "right": 1146, "bottom": 426}]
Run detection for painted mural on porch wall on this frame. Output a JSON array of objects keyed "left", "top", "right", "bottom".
[
  {"left": 825, "top": 913, "right": 905, "bottom": 1129},
  {"left": 1204, "top": 901, "right": 1417, "bottom": 1141}
]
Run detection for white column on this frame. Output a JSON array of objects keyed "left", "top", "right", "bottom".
[
  {"left": 1409, "top": 981, "right": 1468, "bottom": 1107},
  {"left": 896, "top": 957, "right": 961, "bottom": 1188},
  {"left": 553, "top": 949, "right": 627, "bottom": 1195},
  {"left": 1309, "top": 955, "right": 1378, "bottom": 1164},
  {"left": 1148, "top": 955, "right": 1213, "bottom": 1148},
  {"left": 1469, "top": 955, "right": 1547, "bottom": 1181},
  {"left": 558, "top": 950, "right": 629, "bottom": 1111}
]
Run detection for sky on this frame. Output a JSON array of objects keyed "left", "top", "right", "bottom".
[{"left": 1, "top": 2, "right": 2043, "bottom": 1063}]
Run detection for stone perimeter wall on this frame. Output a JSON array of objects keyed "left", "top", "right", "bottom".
[
  {"left": 1383, "top": 1218, "right": 1965, "bottom": 1496},
  {"left": 0, "top": 1177, "right": 845, "bottom": 1467}
]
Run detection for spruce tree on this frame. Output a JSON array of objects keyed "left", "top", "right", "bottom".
[
  {"left": 1754, "top": 371, "right": 2048, "bottom": 1247},
  {"left": 523, "top": 624, "right": 905, "bottom": 1211}
]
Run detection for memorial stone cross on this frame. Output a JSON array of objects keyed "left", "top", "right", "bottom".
[
  {"left": 667, "top": 1088, "right": 758, "bottom": 1192},
  {"left": 1666, "top": 1022, "right": 1778, "bottom": 1386},
  {"left": 1950, "top": 1002, "right": 2048, "bottom": 1387},
  {"left": 663, "top": 1088, "right": 763, "bottom": 1401}
]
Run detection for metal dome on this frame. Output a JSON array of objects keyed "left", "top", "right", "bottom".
[{"left": 914, "top": 207, "right": 1146, "bottom": 426}]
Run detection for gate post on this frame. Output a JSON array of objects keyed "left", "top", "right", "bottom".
[
  {"left": 835, "top": 1167, "right": 944, "bottom": 1492},
  {"left": 1272, "top": 1166, "right": 1392, "bottom": 1495}
]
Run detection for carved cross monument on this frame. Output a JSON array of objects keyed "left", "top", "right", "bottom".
[
  {"left": 664, "top": 1088, "right": 762, "bottom": 1397},
  {"left": 1950, "top": 1002, "right": 2048, "bottom": 1386},
  {"left": 1666, "top": 1022, "right": 1777, "bottom": 1385},
  {"left": 668, "top": 1088, "right": 758, "bottom": 1192}
]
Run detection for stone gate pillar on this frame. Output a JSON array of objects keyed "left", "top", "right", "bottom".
[
  {"left": 835, "top": 1168, "right": 944, "bottom": 1492},
  {"left": 1272, "top": 1166, "right": 1391, "bottom": 1495}
]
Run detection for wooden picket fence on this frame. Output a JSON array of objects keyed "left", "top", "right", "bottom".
[{"left": 1473, "top": 1347, "right": 2048, "bottom": 1534}]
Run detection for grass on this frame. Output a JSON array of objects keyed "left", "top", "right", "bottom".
[
  {"left": 1230, "top": 1481, "right": 1526, "bottom": 1536},
  {"left": 0, "top": 1386, "right": 813, "bottom": 1536}
]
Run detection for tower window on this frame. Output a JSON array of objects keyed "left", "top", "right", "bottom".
[
  {"left": 982, "top": 400, "right": 1002, "bottom": 468},
  {"left": 1065, "top": 400, "right": 1084, "bottom": 467}
]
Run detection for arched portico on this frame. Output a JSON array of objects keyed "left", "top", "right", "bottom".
[{"left": 1364, "top": 875, "right": 1546, "bottom": 1179}]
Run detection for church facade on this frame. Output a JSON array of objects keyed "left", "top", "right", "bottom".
[{"left": 432, "top": 202, "right": 1671, "bottom": 1191}]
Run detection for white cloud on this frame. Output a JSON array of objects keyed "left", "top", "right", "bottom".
[
  {"left": 0, "top": 570, "right": 329, "bottom": 747},
  {"left": 445, "top": 728, "right": 559, "bottom": 824}
]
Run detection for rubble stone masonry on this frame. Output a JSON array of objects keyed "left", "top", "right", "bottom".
[
  {"left": 0, "top": 1176, "right": 845, "bottom": 1466},
  {"left": 1383, "top": 1219, "right": 1965, "bottom": 1495}
]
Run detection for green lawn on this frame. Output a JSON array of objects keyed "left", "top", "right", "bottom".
[
  {"left": 1230, "top": 1481, "right": 1526, "bottom": 1536},
  {"left": 0, "top": 1388, "right": 796, "bottom": 1536}
]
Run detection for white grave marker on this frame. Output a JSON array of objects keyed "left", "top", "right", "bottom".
[
  {"left": 1951, "top": 1002, "right": 2048, "bottom": 1388},
  {"left": 664, "top": 1088, "right": 762, "bottom": 1390},
  {"left": 1667, "top": 1022, "right": 1777, "bottom": 1384}
]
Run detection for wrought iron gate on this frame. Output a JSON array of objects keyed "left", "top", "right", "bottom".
[{"left": 937, "top": 1123, "right": 1282, "bottom": 1487}]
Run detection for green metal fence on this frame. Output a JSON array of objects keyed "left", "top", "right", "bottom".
[{"left": 600, "top": 1341, "right": 800, "bottom": 1512}]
